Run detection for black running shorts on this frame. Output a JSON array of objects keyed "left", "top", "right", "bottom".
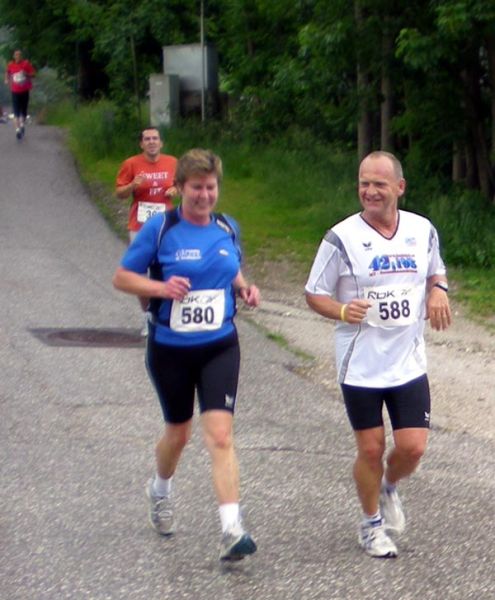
[
  {"left": 12, "top": 91, "right": 30, "bottom": 119},
  {"left": 341, "top": 374, "right": 431, "bottom": 431},
  {"left": 145, "top": 330, "right": 240, "bottom": 424}
]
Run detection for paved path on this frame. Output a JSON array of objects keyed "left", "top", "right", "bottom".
[{"left": 1, "top": 123, "right": 493, "bottom": 599}]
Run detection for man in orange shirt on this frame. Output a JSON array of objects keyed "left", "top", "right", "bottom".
[
  {"left": 116, "top": 127, "right": 178, "bottom": 242},
  {"left": 116, "top": 127, "right": 177, "bottom": 333}
]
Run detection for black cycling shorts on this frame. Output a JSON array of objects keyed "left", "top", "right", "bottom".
[
  {"left": 145, "top": 330, "right": 240, "bottom": 424},
  {"left": 341, "top": 374, "right": 431, "bottom": 431},
  {"left": 12, "top": 91, "right": 30, "bottom": 118}
]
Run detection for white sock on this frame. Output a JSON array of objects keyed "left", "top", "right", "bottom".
[
  {"left": 219, "top": 502, "right": 240, "bottom": 533},
  {"left": 363, "top": 511, "right": 382, "bottom": 526},
  {"left": 153, "top": 473, "right": 172, "bottom": 497}
]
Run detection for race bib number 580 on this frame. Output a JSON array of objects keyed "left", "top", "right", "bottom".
[
  {"left": 170, "top": 289, "right": 225, "bottom": 332},
  {"left": 364, "top": 284, "right": 421, "bottom": 328}
]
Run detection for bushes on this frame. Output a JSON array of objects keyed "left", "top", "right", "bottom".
[{"left": 45, "top": 99, "right": 495, "bottom": 271}]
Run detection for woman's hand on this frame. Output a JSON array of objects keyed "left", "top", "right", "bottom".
[
  {"left": 162, "top": 276, "right": 191, "bottom": 301},
  {"left": 238, "top": 285, "right": 261, "bottom": 308}
]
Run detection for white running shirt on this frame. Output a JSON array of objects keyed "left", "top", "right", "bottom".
[{"left": 305, "top": 210, "right": 447, "bottom": 387}]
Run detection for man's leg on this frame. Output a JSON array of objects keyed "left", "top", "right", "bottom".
[
  {"left": 353, "top": 427, "right": 398, "bottom": 558},
  {"left": 386, "top": 427, "right": 428, "bottom": 485},
  {"left": 353, "top": 426, "right": 386, "bottom": 516}
]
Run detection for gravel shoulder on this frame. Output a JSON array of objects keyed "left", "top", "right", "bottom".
[{"left": 242, "top": 266, "right": 495, "bottom": 443}]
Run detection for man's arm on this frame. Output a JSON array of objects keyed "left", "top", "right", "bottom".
[
  {"left": 306, "top": 292, "right": 371, "bottom": 324},
  {"left": 115, "top": 175, "right": 144, "bottom": 199},
  {"left": 115, "top": 158, "right": 144, "bottom": 199}
]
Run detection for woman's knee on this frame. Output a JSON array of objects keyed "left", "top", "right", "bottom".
[
  {"left": 202, "top": 412, "right": 234, "bottom": 451},
  {"left": 163, "top": 422, "right": 192, "bottom": 449}
]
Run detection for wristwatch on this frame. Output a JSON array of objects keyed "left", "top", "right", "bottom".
[{"left": 433, "top": 281, "right": 448, "bottom": 293}]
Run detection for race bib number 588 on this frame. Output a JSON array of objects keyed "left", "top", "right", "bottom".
[
  {"left": 170, "top": 289, "right": 225, "bottom": 332},
  {"left": 364, "top": 284, "right": 421, "bottom": 328}
]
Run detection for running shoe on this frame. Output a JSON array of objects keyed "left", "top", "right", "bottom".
[
  {"left": 20, "top": 125, "right": 25, "bottom": 137},
  {"left": 16, "top": 128, "right": 22, "bottom": 140},
  {"left": 145, "top": 477, "right": 174, "bottom": 535},
  {"left": 140, "top": 312, "right": 150, "bottom": 337},
  {"left": 380, "top": 485, "right": 406, "bottom": 534},
  {"left": 219, "top": 522, "right": 257, "bottom": 561},
  {"left": 358, "top": 521, "right": 398, "bottom": 558}
]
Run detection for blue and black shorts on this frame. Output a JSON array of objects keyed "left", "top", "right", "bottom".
[{"left": 145, "top": 330, "right": 240, "bottom": 424}]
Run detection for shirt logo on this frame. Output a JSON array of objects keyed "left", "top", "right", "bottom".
[
  {"left": 219, "top": 249, "right": 229, "bottom": 256},
  {"left": 175, "top": 249, "right": 201, "bottom": 261},
  {"left": 368, "top": 254, "right": 417, "bottom": 276},
  {"left": 363, "top": 241, "right": 372, "bottom": 250}
]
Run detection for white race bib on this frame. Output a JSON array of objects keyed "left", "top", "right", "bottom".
[
  {"left": 363, "top": 283, "right": 421, "bottom": 328},
  {"left": 13, "top": 71, "right": 26, "bottom": 84},
  {"left": 137, "top": 201, "right": 166, "bottom": 223},
  {"left": 170, "top": 289, "right": 225, "bottom": 332}
]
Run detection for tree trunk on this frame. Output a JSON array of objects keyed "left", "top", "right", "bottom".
[
  {"left": 452, "top": 141, "right": 466, "bottom": 182},
  {"left": 460, "top": 66, "right": 495, "bottom": 201},
  {"left": 485, "top": 34, "right": 495, "bottom": 163},
  {"left": 355, "top": 1, "right": 372, "bottom": 161},
  {"left": 380, "top": 30, "right": 393, "bottom": 152}
]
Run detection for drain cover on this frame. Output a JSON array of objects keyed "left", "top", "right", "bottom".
[{"left": 29, "top": 328, "right": 145, "bottom": 348}]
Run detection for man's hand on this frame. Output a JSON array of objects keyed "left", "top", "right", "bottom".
[{"left": 427, "top": 287, "right": 452, "bottom": 331}]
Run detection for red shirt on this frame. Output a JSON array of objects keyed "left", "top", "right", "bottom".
[
  {"left": 116, "top": 153, "right": 177, "bottom": 231},
  {"left": 7, "top": 60, "right": 35, "bottom": 93}
]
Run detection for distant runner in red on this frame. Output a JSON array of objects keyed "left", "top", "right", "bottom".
[{"left": 4, "top": 49, "right": 36, "bottom": 140}]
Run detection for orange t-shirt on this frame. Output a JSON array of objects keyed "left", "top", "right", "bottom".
[{"left": 116, "top": 153, "right": 177, "bottom": 231}]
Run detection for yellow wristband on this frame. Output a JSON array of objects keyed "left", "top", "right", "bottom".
[{"left": 340, "top": 304, "right": 348, "bottom": 322}]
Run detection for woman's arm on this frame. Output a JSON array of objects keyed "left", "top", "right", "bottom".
[{"left": 112, "top": 267, "right": 191, "bottom": 301}]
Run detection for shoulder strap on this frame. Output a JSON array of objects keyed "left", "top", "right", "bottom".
[
  {"left": 213, "top": 213, "right": 241, "bottom": 259},
  {"left": 156, "top": 206, "right": 180, "bottom": 252}
]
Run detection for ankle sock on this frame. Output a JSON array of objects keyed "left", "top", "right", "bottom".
[
  {"left": 153, "top": 474, "right": 172, "bottom": 497},
  {"left": 219, "top": 502, "right": 240, "bottom": 533}
]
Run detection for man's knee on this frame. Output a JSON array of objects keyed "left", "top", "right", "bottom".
[
  {"left": 357, "top": 436, "right": 386, "bottom": 465},
  {"left": 394, "top": 434, "right": 427, "bottom": 463}
]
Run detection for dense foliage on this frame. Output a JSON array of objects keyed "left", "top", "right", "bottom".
[{"left": 1, "top": 0, "right": 495, "bottom": 205}]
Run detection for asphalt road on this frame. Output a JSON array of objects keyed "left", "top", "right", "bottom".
[{"left": 1, "top": 123, "right": 494, "bottom": 600}]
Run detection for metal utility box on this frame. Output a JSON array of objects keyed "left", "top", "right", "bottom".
[
  {"left": 149, "top": 74, "right": 180, "bottom": 126},
  {"left": 162, "top": 44, "right": 218, "bottom": 93}
]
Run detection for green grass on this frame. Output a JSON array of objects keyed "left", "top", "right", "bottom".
[{"left": 44, "top": 100, "right": 495, "bottom": 319}]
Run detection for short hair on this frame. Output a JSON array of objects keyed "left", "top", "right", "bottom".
[
  {"left": 139, "top": 127, "right": 161, "bottom": 141},
  {"left": 175, "top": 149, "right": 223, "bottom": 186},
  {"left": 363, "top": 151, "right": 404, "bottom": 180}
]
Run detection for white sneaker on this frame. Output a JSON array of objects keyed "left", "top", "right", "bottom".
[
  {"left": 219, "top": 521, "right": 257, "bottom": 561},
  {"left": 380, "top": 486, "right": 406, "bottom": 534},
  {"left": 359, "top": 521, "right": 398, "bottom": 558},
  {"left": 145, "top": 477, "right": 174, "bottom": 535}
]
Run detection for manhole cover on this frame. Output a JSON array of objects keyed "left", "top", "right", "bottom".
[{"left": 29, "top": 328, "right": 145, "bottom": 348}]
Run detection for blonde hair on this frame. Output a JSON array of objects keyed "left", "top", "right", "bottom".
[{"left": 175, "top": 149, "right": 223, "bottom": 186}]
